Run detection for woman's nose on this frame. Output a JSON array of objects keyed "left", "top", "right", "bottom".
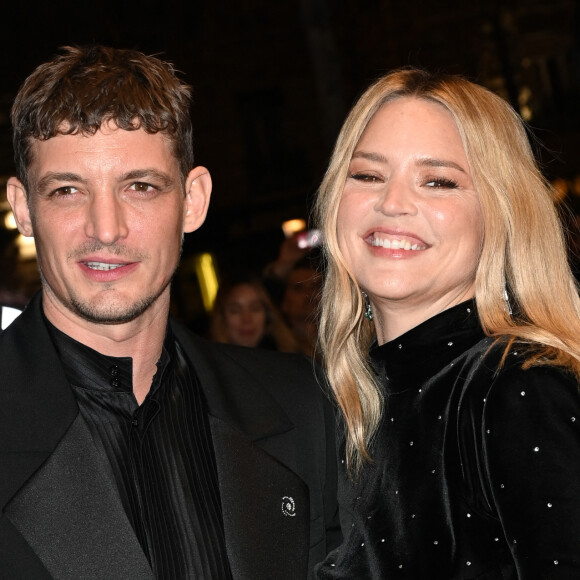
[{"left": 374, "top": 179, "right": 418, "bottom": 217}]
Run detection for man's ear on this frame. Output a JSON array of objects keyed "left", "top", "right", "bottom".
[
  {"left": 183, "top": 166, "right": 212, "bottom": 234},
  {"left": 6, "top": 177, "right": 33, "bottom": 237}
]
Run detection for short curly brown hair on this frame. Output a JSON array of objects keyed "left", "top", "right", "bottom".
[{"left": 11, "top": 44, "right": 194, "bottom": 189}]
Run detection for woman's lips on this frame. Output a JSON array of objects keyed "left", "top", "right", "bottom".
[{"left": 366, "top": 230, "right": 428, "bottom": 251}]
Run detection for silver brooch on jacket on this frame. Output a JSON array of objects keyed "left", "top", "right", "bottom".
[{"left": 282, "top": 496, "right": 296, "bottom": 517}]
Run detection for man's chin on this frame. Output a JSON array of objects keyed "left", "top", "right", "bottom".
[{"left": 69, "top": 295, "right": 160, "bottom": 325}]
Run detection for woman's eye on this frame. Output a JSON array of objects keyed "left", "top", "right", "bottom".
[
  {"left": 425, "top": 177, "right": 458, "bottom": 189},
  {"left": 350, "top": 173, "right": 381, "bottom": 183}
]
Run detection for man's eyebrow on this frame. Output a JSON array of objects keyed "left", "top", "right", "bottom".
[
  {"left": 35, "top": 169, "right": 177, "bottom": 192},
  {"left": 36, "top": 172, "right": 86, "bottom": 192},
  {"left": 122, "top": 169, "right": 176, "bottom": 187}
]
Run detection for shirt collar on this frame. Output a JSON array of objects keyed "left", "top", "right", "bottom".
[{"left": 45, "top": 315, "right": 174, "bottom": 400}]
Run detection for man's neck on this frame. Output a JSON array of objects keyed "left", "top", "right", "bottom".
[{"left": 42, "top": 292, "right": 169, "bottom": 404}]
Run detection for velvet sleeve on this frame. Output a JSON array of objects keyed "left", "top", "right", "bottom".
[{"left": 482, "top": 363, "right": 580, "bottom": 578}]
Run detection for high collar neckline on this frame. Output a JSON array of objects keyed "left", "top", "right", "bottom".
[{"left": 369, "top": 300, "right": 484, "bottom": 391}]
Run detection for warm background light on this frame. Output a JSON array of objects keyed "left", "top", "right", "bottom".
[
  {"left": 15, "top": 234, "right": 37, "bottom": 260},
  {"left": 281, "top": 219, "right": 306, "bottom": 238},
  {"left": 193, "top": 252, "right": 219, "bottom": 312},
  {"left": 4, "top": 212, "right": 17, "bottom": 230}
]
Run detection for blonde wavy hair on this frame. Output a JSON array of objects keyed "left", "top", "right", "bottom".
[{"left": 315, "top": 68, "right": 580, "bottom": 474}]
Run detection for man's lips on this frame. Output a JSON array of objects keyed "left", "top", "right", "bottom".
[
  {"left": 83, "top": 261, "right": 127, "bottom": 271},
  {"left": 78, "top": 259, "right": 139, "bottom": 280}
]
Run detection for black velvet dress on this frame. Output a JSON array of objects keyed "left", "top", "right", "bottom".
[{"left": 316, "top": 301, "right": 580, "bottom": 579}]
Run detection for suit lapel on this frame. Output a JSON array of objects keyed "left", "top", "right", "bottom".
[
  {"left": 210, "top": 416, "right": 309, "bottom": 580},
  {"left": 5, "top": 414, "right": 153, "bottom": 580},
  {"left": 172, "top": 324, "right": 311, "bottom": 579},
  {"left": 0, "top": 293, "right": 77, "bottom": 510},
  {"left": 172, "top": 324, "right": 295, "bottom": 442},
  {"left": 0, "top": 293, "right": 152, "bottom": 579}
]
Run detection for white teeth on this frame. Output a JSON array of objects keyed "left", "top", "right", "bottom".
[
  {"left": 86, "top": 262, "right": 124, "bottom": 271},
  {"left": 371, "top": 236, "right": 424, "bottom": 250}
]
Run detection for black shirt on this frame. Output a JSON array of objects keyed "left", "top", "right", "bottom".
[{"left": 47, "top": 320, "right": 232, "bottom": 579}]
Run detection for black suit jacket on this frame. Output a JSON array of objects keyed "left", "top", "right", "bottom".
[{"left": 0, "top": 294, "right": 340, "bottom": 579}]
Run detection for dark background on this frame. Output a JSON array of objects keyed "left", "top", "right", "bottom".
[{"left": 1, "top": 0, "right": 579, "bottom": 321}]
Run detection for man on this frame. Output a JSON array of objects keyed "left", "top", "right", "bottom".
[{"left": 0, "top": 45, "right": 339, "bottom": 579}]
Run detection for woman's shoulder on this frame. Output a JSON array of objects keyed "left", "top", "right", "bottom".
[
  {"left": 457, "top": 339, "right": 580, "bottom": 444},
  {"left": 485, "top": 345, "right": 579, "bottom": 408},
  {"left": 483, "top": 353, "right": 580, "bottom": 431},
  {"left": 456, "top": 340, "right": 580, "bottom": 449},
  {"left": 456, "top": 340, "right": 580, "bottom": 520},
  {"left": 460, "top": 339, "right": 580, "bottom": 403}
]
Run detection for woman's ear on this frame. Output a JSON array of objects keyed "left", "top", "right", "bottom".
[
  {"left": 183, "top": 166, "right": 212, "bottom": 233},
  {"left": 6, "top": 177, "right": 34, "bottom": 237}
]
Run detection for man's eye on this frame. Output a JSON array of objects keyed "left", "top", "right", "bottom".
[
  {"left": 130, "top": 182, "right": 155, "bottom": 193},
  {"left": 51, "top": 186, "right": 78, "bottom": 197}
]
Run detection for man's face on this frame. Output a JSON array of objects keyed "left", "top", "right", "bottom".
[{"left": 9, "top": 122, "right": 209, "bottom": 326}]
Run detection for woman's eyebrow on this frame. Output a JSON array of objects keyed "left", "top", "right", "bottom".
[
  {"left": 351, "top": 150, "right": 388, "bottom": 163},
  {"left": 416, "top": 157, "right": 467, "bottom": 174}
]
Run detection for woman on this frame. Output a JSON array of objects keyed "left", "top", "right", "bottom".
[
  {"left": 210, "top": 277, "right": 298, "bottom": 352},
  {"left": 314, "top": 68, "right": 580, "bottom": 578}
]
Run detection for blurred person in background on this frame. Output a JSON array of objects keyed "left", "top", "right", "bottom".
[
  {"left": 210, "top": 276, "right": 298, "bottom": 352},
  {"left": 264, "top": 235, "right": 323, "bottom": 359},
  {"left": 281, "top": 257, "right": 322, "bottom": 359}
]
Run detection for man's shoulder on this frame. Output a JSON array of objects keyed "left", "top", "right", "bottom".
[
  {"left": 170, "top": 320, "right": 330, "bottom": 418},
  {"left": 212, "top": 341, "right": 318, "bottom": 379},
  {"left": 172, "top": 319, "right": 322, "bottom": 382},
  {"left": 170, "top": 320, "right": 334, "bottom": 444}
]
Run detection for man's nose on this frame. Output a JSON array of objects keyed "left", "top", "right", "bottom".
[{"left": 84, "top": 192, "right": 129, "bottom": 244}]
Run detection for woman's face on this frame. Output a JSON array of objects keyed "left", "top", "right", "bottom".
[
  {"left": 337, "top": 97, "right": 483, "bottom": 339},
  {"left": 223, "top": 283, "right": 267, "bottom": 347}
]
